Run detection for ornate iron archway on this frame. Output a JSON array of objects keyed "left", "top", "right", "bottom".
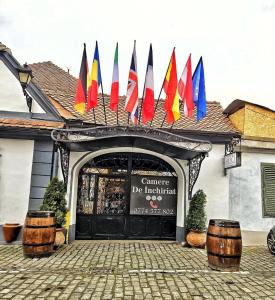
[{"left": 52, "top": 125, "right": 212, "bottom": 199}]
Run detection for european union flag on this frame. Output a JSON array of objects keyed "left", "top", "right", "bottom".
[{"left": 192, "top": 57, "right": 206, "bottom": 121}]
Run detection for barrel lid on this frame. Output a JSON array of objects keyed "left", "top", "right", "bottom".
[
  {"left": 27, "top": 211, "right": 55, "bottom": 217},
  {"left": 209, "top": 219, "right": 240, "bottom": 228}
]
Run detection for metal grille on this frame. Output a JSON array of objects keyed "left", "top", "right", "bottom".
[{"left": 97, "top": 177, "right": 127, "bottom": 215}]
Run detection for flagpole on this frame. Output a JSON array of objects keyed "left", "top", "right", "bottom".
[
  {"left": 92, "top": 108, "right": 96, "bottom": 124},
  {"left": 138, "top": 69, "right": 148, "bottom": 126},
  {"left": 100, "top": 84, "right": 107, "bottom": 125},
  {"left": 150, "top": 47, "right": 175, "bottom": 127},
  {"left": 116, "top": 104, "right": 119, "bottom": 125}
]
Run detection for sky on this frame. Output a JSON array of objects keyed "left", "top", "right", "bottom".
[{"left": 1, "top": 0, "right": 275, "bottom": 110}]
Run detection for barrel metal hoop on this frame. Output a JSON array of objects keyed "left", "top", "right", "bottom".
[
  {"left": 207, "top": 251, "right": 241, "bottom": 259},
  {"left": 209, "top": 221, "right": 240, "bottom": 228},
  {"left": 23, "top": 242, "right": 54, "bottom": 246},
  {"left": 207, "top": 232, "right": 242, "bottom": 240},
  {"left": 25, "top": 225, "right": 56, "bottom": 229},
  {"left": 27, "top": 212, "right": 55, "bottom": 218}
]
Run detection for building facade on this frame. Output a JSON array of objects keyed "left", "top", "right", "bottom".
[{"left": 1, "top": 44, "right": 274, "bottom": 245}]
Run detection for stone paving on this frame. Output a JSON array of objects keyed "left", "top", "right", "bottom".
[{"left": 0, "top": 241, "right": 275, "bottom": 299}]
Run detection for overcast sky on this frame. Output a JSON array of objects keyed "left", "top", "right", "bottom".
[{"left": 1, "top": 0, "right": 275, "bottom": 110}]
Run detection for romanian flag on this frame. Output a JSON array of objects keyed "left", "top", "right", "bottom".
[
  {"left": 163, "top": 49, "right": 180, "bottom": 123},
  {"left": 178, "top": 54, "right": 194, "bottom": 118},
  {"left": 110, "top": 43, "right": 119, "bottom": 112},
  {"left": 125, "top": 41, "right": 138, "bottom": 125},
  {"left": 87, "top": 41, "right": 102, "bottom": 111},
  {"left": 142, "top": 44, "right": 154, "bottom": 125},
  {"left": 74, "top": 44, "right": 88, "bottom": 114}
]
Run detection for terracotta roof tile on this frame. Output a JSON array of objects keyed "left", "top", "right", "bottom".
[
  {"left": 29, "top": 61, "right": 239, "bottom": 135},
  {"left": 0, "top": 118, "right": 64, "bottom": 129}
]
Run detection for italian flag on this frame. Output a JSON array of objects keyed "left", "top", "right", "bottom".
[{"left": 110, "top": 43, "right": 119, "bottom": 111}]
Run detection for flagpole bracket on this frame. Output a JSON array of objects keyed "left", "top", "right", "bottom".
[
  {"left": 57, "top": 142, "right": 70, "bottom": 187},
  {"left": 188, "top": 153, "right": 206, "bottom": 200}
]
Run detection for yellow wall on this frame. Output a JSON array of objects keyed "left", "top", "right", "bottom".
[
  {"left": 229, "top": 108, "right": 245, "bottom": 134},
  {"left": 229, "top": 104, "right": 275, "bottom": 139}
]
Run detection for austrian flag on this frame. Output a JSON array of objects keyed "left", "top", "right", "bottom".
[
  {"left": 178, "top": 54, "right": 194, "bottom": 117},
  {"left": 125, "top": 41, "right": 138, "bottom": 125}
]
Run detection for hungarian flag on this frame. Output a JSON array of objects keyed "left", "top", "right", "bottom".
[
  {"left": 87, "top": 41, "right": 102, "bottom": 111},
  {"left": 193, "top": 57, "right": 206, "bottom": 121},
  {"left": 74, "top": 44, "right": 88, "bottom": 114},
  {"left": 163, "top": 49, "right": 180, "bottom": 123},
  {"left": 142, "top": 44, "right": 154, "bottom": 125},
  {"left": 178, "top": 54, "right": 194, "bottom": 118},
  {"left": 110, "top": 43, "right": 119, "bottom": 112},
  {"left": 125, "top": 41, "right": 138, "bottom": 125}
]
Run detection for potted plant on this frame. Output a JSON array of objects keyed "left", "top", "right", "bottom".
[
  {"left": 2, "top": 223, "right": 22, "bottom": 243},
  {"left": 186, "top": 189, "right": 207, "bottom": 248},
  {"left": 40, "top": 177, "right": 67, "bottom": 247}
]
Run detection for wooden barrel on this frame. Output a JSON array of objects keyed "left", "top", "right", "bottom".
[
  {"left": 23, "top": 211, "right": 56, "bottom": 258},
  {"left": 206, "top": 219, "right": 242, "bottom": 271}
]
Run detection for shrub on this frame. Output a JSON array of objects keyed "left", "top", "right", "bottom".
[
  {"left": 40, "top": 177, "right": 67, "bottom": 227},
  {"left": 186, "top": 189, "right": 207, "bottom": 232}
]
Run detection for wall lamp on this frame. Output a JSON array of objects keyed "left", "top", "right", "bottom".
[{"left": 17, "top": 63, "right": 33, "bottom": 112}]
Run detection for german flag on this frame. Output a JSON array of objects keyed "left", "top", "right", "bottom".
[{"left": 74, "top": 44, "right": 88, "bottom": 114}]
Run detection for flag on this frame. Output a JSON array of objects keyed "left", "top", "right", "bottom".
[
  {"left": 178, "top": 54, "right": 194, "bottom": 118},
  {"left": 192, "top": 57, "right": 206, "bottom": 121},
  {"left": 142, "top": 44, "right": 154, "bottom": 125},
  {"left": 163, "top": 49, "right": 180, "bottom": 123},
  {"left": 74, "top": 44, "right": 88, "bottom": 114},
  {"left": 125, "top": 41, "right": 138, "bottom": 125},
  {"left": 87, "top": 41, "right": 102, "bottom": 111},
  {"left": 110, "top": 43, "right": 119, "bottom": 112}
]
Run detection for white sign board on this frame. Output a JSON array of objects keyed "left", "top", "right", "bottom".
[{"left": 224, "top": 152, "right": 241, "bottom": 169}]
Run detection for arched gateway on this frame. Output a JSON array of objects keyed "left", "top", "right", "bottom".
[
  {"left": 52, "top": 126, "right": 211, "bottom": 242},
  {"left": 76, "top": 152, "right": 178, "bottom": 239}
]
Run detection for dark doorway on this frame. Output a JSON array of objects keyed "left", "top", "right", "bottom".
[{"left": 76, "top": 153, "right": 177, "bottom": 240}]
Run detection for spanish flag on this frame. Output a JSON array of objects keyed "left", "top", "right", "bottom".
[
  {"left": 163, "top": 49, "right": 180, "bottom": 123},
  {"left": 74, "top": 44, "right": 88, "bottom": 114},
  {"left": 87, "top": 41, "right": 102, "bottom": 111}
]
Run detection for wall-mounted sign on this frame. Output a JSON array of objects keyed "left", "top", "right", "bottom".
[
  {"left": 224, "top": 152, "right": 241, "bottom": 169},
  {"left": 130, "top": 175, "right": 177, "bottom": 216}
]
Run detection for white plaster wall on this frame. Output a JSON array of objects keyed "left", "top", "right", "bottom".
[
  {"left": 0, "top": 60, "right": 45, "bottom": 113},
  {"left": 229, "top": 152, "right": 275, "bottom": 231},
  {"left": 194, "top": 144, "right": 230, "bottom": 223},
  {"left": 67, "top": 148, "right": 186, "bottom": 228},
  {"left": 0, "top": 139, "right": 34, "bottom": 224}
]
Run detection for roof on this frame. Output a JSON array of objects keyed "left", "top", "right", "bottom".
[
  {"left": 0, "top": 118, "right": 64, "bottom": 129},
  {"left": 29, "top": 61, "right": 239, "bottom": 136},
  {"left": 224, "top": 99, "right": 275, "bottom": 115}
]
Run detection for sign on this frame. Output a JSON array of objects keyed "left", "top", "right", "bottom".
[
  {"left": 130, "top": 175, "right": 177, "bottom": 216},
  {"left": 224, "top": 152, "right": 241, "bottom": 169}
]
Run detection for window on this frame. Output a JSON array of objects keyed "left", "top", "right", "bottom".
[{"left": 261, "top": 163, "right": 275, "bottom": 217}]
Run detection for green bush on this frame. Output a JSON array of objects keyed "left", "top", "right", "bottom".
[
  {"left": 186, "top": 189, "right": 207, "bottom": 232},
  {"left": 40, "top": 177, "right": 67, "bottom": 227}
]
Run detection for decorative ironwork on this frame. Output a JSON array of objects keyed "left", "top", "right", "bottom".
[
  {"left": 81, "top": 152, "right": 176, "bottom": 176},
  {"left": 188, "top": 153, "right": 206, "bottom": 199},
  {"left": 51, "top": 125, "right": 212, "bottom": 153},
  {"left": 97, "top": 177, "right": 127, "bottom": 215},
  {"left": 57, "top": 143, "right": 70, "bottom": 186},
  {"left": 225, "top": 137, "right": 241, "bottom": 155},
  {"left": 77, "top": 174, "right": 95, "bottom": 214}
]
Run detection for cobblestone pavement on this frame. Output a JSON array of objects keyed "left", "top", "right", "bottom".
[{"left": 0, "top": 241, "right": 275, "bottom": 299}]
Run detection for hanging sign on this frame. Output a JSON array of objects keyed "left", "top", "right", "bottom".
[
  {"left": 130, "top": 175, "right": 177, "bottom": 216},
  {"left": 224, "top": 152, "right": 241, "bottom": 169}
]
